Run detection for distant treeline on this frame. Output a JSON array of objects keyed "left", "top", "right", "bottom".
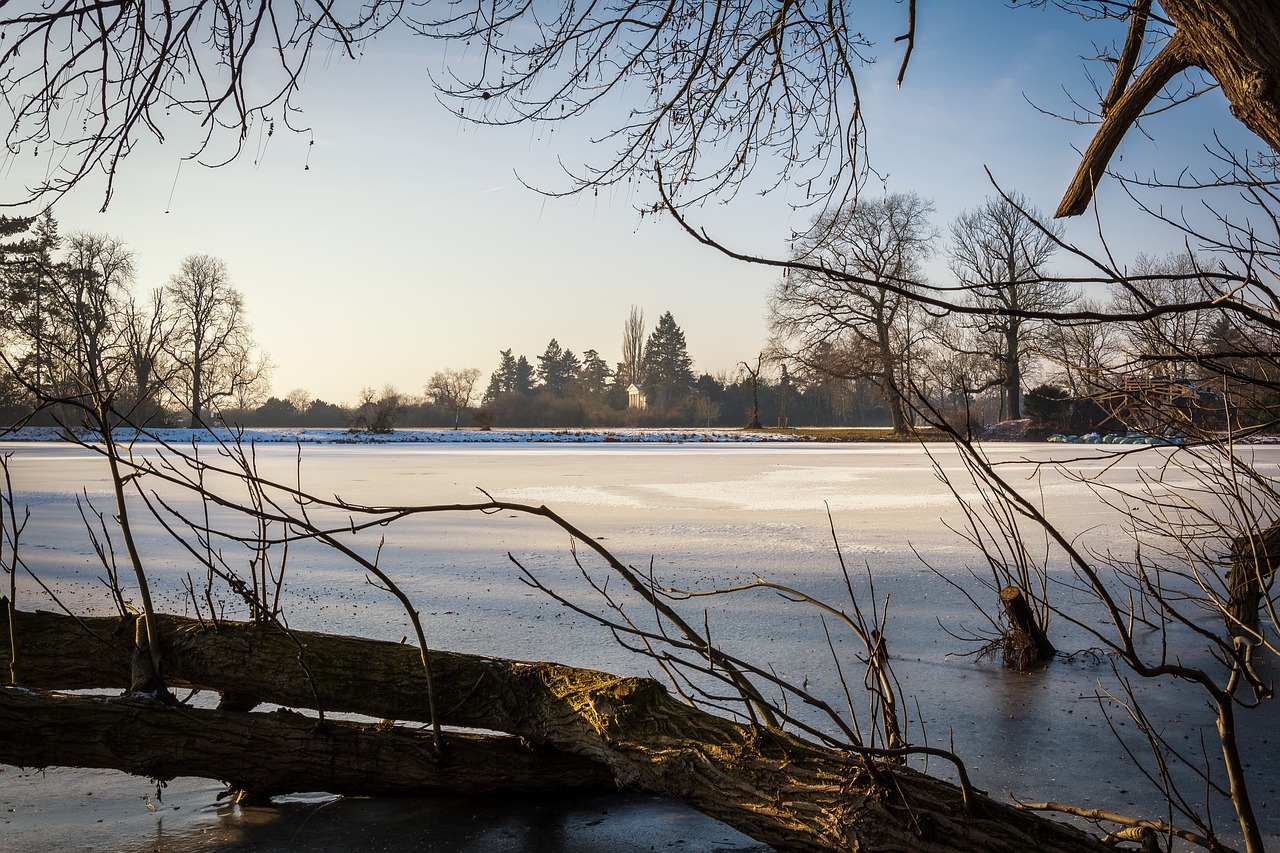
[
  {"left": 226, "top": 309, "right": 921, "bottom": 431},
  {"left": 225, "top": 371, "right": 903, "bottom": 431}
]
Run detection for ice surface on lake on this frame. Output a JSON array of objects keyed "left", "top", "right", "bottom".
[{"left": 2, "top": 438, "right": 1278, "bottom": 851}]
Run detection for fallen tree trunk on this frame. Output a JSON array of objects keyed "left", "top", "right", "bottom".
[
  {"left": 2, "top": 606, "right": 1110, "bottom": 853},
  {"left": 0, "top": 689, "right": 614, "bottom": 799}
]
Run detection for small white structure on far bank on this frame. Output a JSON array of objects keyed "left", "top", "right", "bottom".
[{"left": 627, "top": 383, "right": 647, "bottom": 410}]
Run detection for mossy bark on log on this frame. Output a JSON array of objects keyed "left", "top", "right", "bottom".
[
  {"left": 129, "top": 614, "right": 163, "bottom": 694},
  {"left": 1, "top": 608, "right": 1111, "bottom": 853},
  {"left": 0, "top": 688, "right": 614, "bottom": 798}
]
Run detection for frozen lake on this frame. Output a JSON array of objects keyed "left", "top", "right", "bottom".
[{"left": 2, "top": 440, "right": 1278, "bottom": 851}]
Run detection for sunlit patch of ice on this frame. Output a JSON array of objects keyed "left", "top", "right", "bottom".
[
  {"left": 5, "top": 488, "right": 113, "bottom": 505},
  {"left": 486, "top": 485, "right": 658, "bottom": 510},
  {"left": 499, "top": 467, "right": 967, "bottom": 513},
  {"left": 621, "top": 522, "right": 889, "bottom": 557}
]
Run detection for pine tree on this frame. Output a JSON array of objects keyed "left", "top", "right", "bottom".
[
  {"left": 1, "top": 213, "right": 51, "bottom": 393},
  {"left": 0, "top": 214, "right": 39, "bottom": 317},
  {"left": 0, "top": 213, "right": 36, "bottom": 254},
  {"left": 642, "top": 311, "right": 695, "bottom": 404},
  {"left": 536, "top": 338, "right": 579, "bottom": 395},
  {"left": 483, "top": 349, "right": 517, "bottom": 403},
  {"left": 514, "top": 356, "right": 534, "bottom": 394},
  {"left": 577, "top": 349, "right": 612, "bottom": 396}
]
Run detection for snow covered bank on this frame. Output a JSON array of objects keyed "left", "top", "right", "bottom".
[{"left": 0, "top": 426, "right": 811, "bottom": 445}]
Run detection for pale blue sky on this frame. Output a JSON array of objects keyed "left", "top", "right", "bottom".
[{"left": 2, "top": 3, "right": 1262, "bottom": 404}]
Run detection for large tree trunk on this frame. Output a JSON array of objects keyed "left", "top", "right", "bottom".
[
  {"left": 1, "top": 607, "right": 1110, "bottom": 853},
  {"left": 1228, "top": 522, "right": 1280, "bottom": 640},
  {"left": 1004, "top": 325, "right": 1022, "bottom": 422},
  {"left": 1058, "top": 0, "right": 1280, "bottom": 217},
  {"left": 1163, "top": 1, "right": 1280, "bottom": 153},
  {"left": 877, "top": 328, "right": 909, "bottom": 436}
]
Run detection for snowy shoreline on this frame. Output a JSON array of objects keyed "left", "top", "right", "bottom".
[
  {"left": 7, "top": 425, "right": 1270, "bottom": 446},
  {"left": 0, "top": 426, "right": 822, "bottom": 444}
]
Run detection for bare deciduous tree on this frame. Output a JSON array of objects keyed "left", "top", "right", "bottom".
[
  {"left": 284, "top": 388, "right": 313, "bottom": 416},
  {"left": 121, "top": 288, "right": 174, "bottom": 425},
  {"left": 620, "top": 305, "right": 646, "bottom": 388},
  {"left": 165, "top": 254, "right": 259, "bottom": 428},
  {"left": 426, "top": 368, "right": 482, "bottom": 429},
  {"left": 347, "top": 385, "right": 403, "bottom": 434},
  {"left": 1031, "top": 299, "right": 1128, "bottom": 399},
  {"left": 1109, "top": 252, "right": 1218, "bottom": 381},
  {"left": 948, "top": 192, "right": 1073, "bottom": 421},
  {"left": 770, "top": 193, "right": 936, "bottom": 435},
  {"left": 223, "top": 348, "right": 274, "bottom": 414},
  {"left": 51, "top": 232, "right": 136, "bottom": 407}
]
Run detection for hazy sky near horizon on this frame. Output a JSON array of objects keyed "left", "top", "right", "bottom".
[{"left": 2, "top": 3, "right": 1265, "bottom": 405}]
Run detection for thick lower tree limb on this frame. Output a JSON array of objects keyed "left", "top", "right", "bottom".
[
  {"left": 1056, "top": 33, "right": 1194, "bottom": 218},
  {"left": 1058, "top": 1, "right": 1280, "bottom": 219},
  {"left": 2, "top": 608, "right": 1110, "bottom": 853},
  {"left": 1161, "top": 0, "right": 1280, "bottom": 153},
  {"left": 0, "top": 688, "right": 613, "bottom": 799}
]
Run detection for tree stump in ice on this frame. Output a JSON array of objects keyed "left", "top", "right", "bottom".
[
  {"left": 1228, "top": 524, "right": 1280, "bottom": 644},
  {"left": 999, "top": 586, "right": 1055, "bottom": 669}
]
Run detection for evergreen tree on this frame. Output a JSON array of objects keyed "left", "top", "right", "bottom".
[
  {"left": 0, "top": 213, "right": 36, "bottom": 257},
  {"left": 577, "top": 349, "right": 612, "bottom": 396},
  {"left": 561, "top": 349, "right": 581, "bottom": 388},
  {"left": 642, "top": 311, "right": 695, "bottom": 404},
  {"left": 483, "top": 348, "right": 517, "bottom": 403},
  {"left": 0, "top": 214, "right": 40, "bottom": 320},
  {"left": 514, "top": 355, "right": 534, "bottom": 394},
  {"left": 1, "top": 213, "right": 53, "bottom": 394},
  {"left": 536, "top": 338, "right": 579, "bottom": 395},
  {"left": 26, "top": 212, "right": 64, "bottom": 396}
]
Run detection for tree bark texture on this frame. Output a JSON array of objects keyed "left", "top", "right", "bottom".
[
  {"left": 999, "top": 586, "right": 1057, "bottom": 668},
  {"left": 1057, "top": 0, "right": 1280, "bottom": 217},
  {"left": 0, "top": 689, "right": 613, "bottom": 799},
  {"left": 1163, "top": 0, "right": 1280, "bottom": 153},
  {"left": 1228, "top": 523, "right": 1280, "bottom": 640},
  {"left": 1, "top": 608, "right": 1111, "bottom": 853}
]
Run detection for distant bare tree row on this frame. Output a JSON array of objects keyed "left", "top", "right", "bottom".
[
  {"left": 0, "top": 213, "right": 269, "bottom": 428},
  {"left": 769, "top": 190, "right": 1280, "bottom": 437}
]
